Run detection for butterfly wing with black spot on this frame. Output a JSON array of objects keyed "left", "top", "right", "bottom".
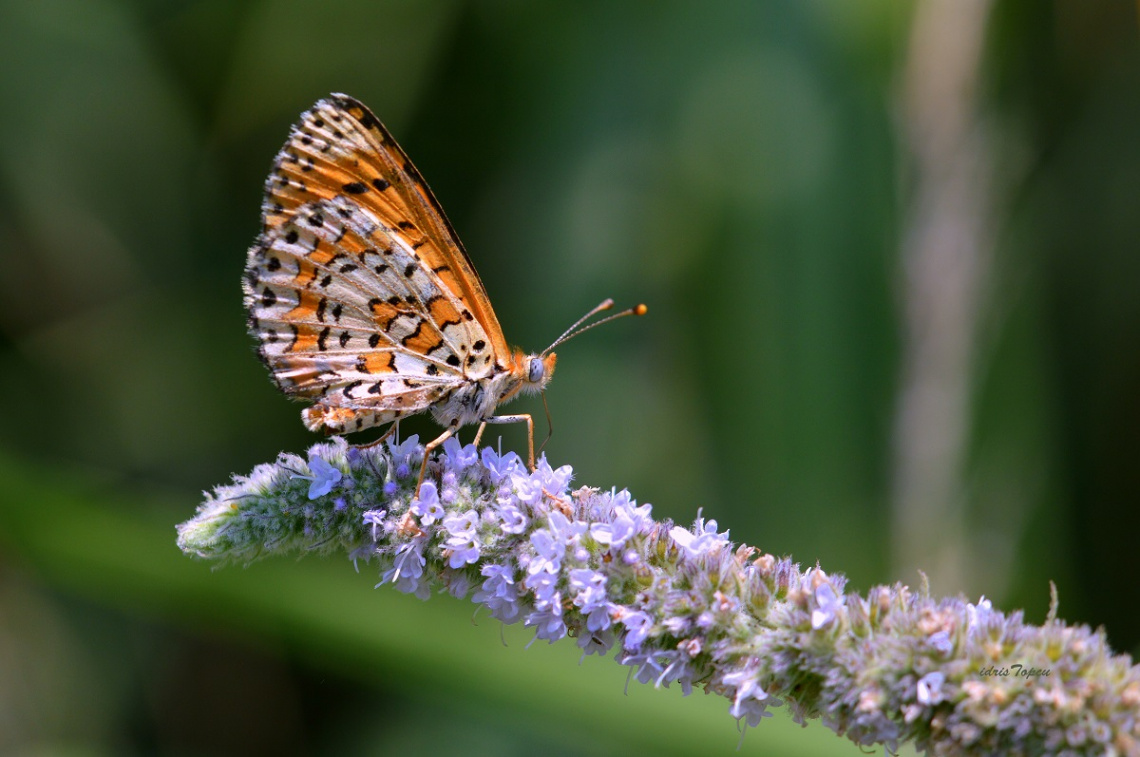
[
  {"left": 245, "top": 196, "right": 493, "bottom": 432},
  {"left": 260, "top": 93, "right": 510, "bottom": 362},
  {"left": 244, "top": 96, "right": 509, "bottom": 434}
]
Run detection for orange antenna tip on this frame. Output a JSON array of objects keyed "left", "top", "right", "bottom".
[{"left": 634, "top": 303, "right": 648, "bottom": 316}]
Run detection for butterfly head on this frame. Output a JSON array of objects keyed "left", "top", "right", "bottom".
[{"left": 515, "top": 350, "right": 558, "bottom": 395}]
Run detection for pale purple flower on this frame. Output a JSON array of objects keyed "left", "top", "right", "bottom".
[
  {"left": 928, "top": 630, "right": 953, "bottom": 656},
  {"left": 669, "top": 515, "right": 729, "bottom": 559},
  {"left": 485, "top": 597, "right": 522, "bottom": 624},
  {"left": 388, "top": 434, "right": 420, "bottom": 480},
  {"left": 362, "top": 509, "right": 388, "bottom": 541},
  {"left": 586, "top": 488, "right": 627, "bottom": 520},
  {"left": 481, "top": 446, "right": 522, "bottom": 484},
  {"left": 443, "top": 510, "right": 480, "bottom": 568},
  {"left": 916, "top": 671, "right": 945, "bottom": 705},
  {"left": 295, "top": 455, "right": 342, "bottom": 499},
  {"left": 382, "top": 537, "right": 427, "bottom": 596},
  {"left": 721, "top": 658, "right": 769, "bottom": 722},
  {"left": 442, "top": 438, "right": 479, "bottom": 471},
  {"left": 442, "top": 510, "right": 478, "bottom": 539},
  {"left": 812, "top": 583, "right": 844, "bottom": 630},
  {"left": 619, "top": 608, "right": 653, "bottom": 650},
  {"left": 577, "top": 631, "right": 614, "bottom": 656},
  {"left": 526, "top": 604, "right": 566, "bottom": 642},
  {"left": 495, "top": 501, "right": 528, "bottom": 534},
  {"left": 439, "top": 470, "right": 459, "bottom": 504},
  {"left": 446, "top": 541, "right": 480, "bottom": 569},
  {"left": 473, "top": 564, "right": 522, "bottom": 623},
  {"left": 476, "top": 564, "right": 516, "bottom": 600},
  {"left": 1089, "top": 720, "right": 1112, "bottom": 745},
  {"left": 967, "top": 596, "right": 994, "bottom": 635},
  {"left": 626, "top": 499, "right": 656, "bottom": 534},
  {"left": 513, "top": 473, "right": 544, "bottom": 507},
  {"left": 527, "top": 528, "right": 565, "bottom": 576},
  {"left": 524, "top": 570, "right": 560, "bottom": 608},
  {"left": 388, "top": 434, "right": 420, "bottom": 464},
  {"left": 532, "top": 457, "right": 573, "bottom": 495},
  {"left": 624, "top": 650, "right": 666, "bottom": 685},
  {"left": 569, "top": 568, "right": 608, "bottom": 614},
  {"left": 590, "top": 511, "right": 635, "bottom": 548},
  {"left": 731, "top": 697, "right": 774, "bottom": 728},
  {"left": 547, "top": 511, "right": 587, "bottom": 549},
  {"left": 655, "top": 653, "right": 695, "bottom": 695},
  {"left": 411, "top": 481, "right": 445, "bottom": 525},
  {"left": 446, "top": 571, "right": 472, "bottom": 599},
  {"left": 585, "top": 603, "right": 613, "bottom": 633}
]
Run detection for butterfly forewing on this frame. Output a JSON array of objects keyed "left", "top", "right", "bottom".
[
  {"left": 245, "top": 129, "right": 504, "bottom": 429},
  {"left": 259, "top": 94, "right": 509, "bottom": 360}
]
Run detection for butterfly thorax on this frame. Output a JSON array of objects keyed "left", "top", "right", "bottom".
[{"left": 430, "top": 349, "right": 556, "bottom": 429}]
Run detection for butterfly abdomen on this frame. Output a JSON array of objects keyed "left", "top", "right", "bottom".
[{"left": 303, "top": 402, "right": 394, "bottom": 434}]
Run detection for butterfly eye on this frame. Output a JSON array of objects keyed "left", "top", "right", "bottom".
[{"left": 528, "top": 357, "right": 545, "bottom": 384}]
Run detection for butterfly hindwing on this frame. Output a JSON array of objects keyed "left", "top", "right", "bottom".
[{"left": 245, "top": 196, "right": 497, "bottom": 411}]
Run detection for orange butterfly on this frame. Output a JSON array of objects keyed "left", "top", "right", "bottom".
[{"left": 244, "top": 94, "right": 644, "bottom": 494}]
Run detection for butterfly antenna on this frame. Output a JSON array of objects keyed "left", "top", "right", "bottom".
[{"left": 543, "top": 299, "right": 648, "bottom": 355}]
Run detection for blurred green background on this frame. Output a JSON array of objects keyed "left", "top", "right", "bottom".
[{"left": 2, "top": 1, "right": 1139, "bottom": 754}]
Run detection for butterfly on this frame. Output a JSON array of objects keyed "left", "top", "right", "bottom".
[{"left": 243, "top": 94, "right": 645, "bottom": 495}]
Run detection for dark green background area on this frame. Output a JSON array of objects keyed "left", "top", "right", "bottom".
[{"left": 1, "top": 1, "right": 1138, "bottom": 754}]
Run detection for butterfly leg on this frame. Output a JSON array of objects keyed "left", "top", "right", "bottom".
[
  {"left": 472, "top": 422, "right": 488, "bottom": 448},
  {"left": 481, "top": 414, "right": 535, "bottom": 471},
  {"left": 352, "top": 421, "right": 399, "bottom": 450},
  {"left": 415, "top": 426, "right": 457, "bottom": 498}
]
